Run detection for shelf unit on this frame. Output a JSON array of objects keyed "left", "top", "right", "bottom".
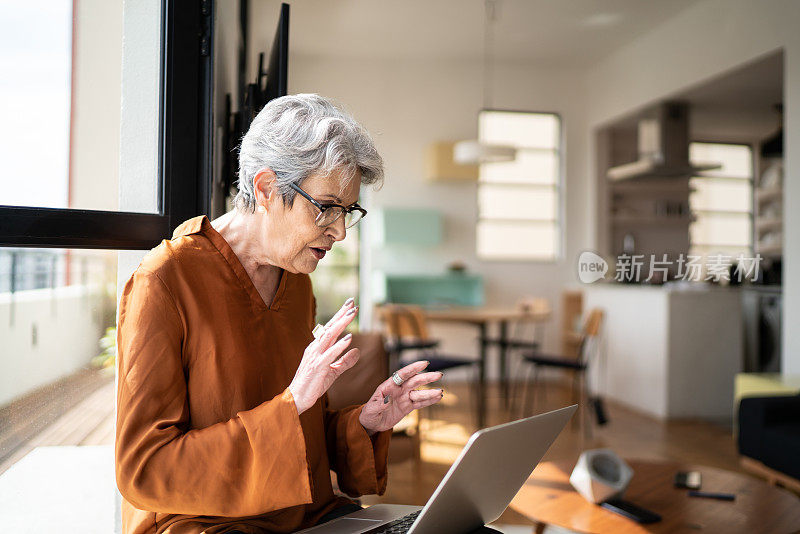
[
  {"left": 612, "top": 215, "right": 695, "bottom": 226},
  {"left": 756, "top": 186, "right": 782, "bottom": 204},
  {"left": 755, "top": 217, "right": 782, "bottom": 233},
  {"left": 754, "top": 159, "right": 783, "bottom": 258},
  {"left": 595, "top": 104, "right": 693, "bottom": 268}
]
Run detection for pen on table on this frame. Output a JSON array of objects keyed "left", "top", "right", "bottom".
[{"left": 688, "top": 490, "right": 735, "bottom": 501}]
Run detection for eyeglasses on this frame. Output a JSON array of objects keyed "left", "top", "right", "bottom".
[{"left": 289, "top": 182, "right": 367, "bottom": 229}]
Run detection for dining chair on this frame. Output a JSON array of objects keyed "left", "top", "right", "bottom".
[
  {"left": 376, "top": 304, "right": 478, "bottom": 424},
  {"left": 376, "top": 304, "right": 477, "bottom": 374},
  {"left": 507, "top": 297, "right": 551, "bottom": 352},
  {"left": 513, "top": 308, "right": 604, "bottom": 436}
]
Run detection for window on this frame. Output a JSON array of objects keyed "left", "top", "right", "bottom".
[
  {"left": 476, "top": 110, "right": 561, "bottom": 260},
  {"left": 688, "top": 142, "right": 753, "bottom": 259},
  {"left": 0, "top": 2, "right": 74, "bottom": 211},
  {"left": 0, "top": 0, "right": 211, "bottom": 501},
  {"left": 0, "top": 246, "right": 118, "bottom": 476},
  {"left": 0, "top": 1, "right": 212, "bottom": 249}
]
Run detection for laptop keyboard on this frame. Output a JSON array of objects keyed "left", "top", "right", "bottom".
[{"left": 365, "top": 510, "right": 421, "bottom": 534}]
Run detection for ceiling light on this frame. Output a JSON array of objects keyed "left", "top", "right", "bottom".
[
  {"left": 453, "top": 140, "right": 516, "bottom": 164},
  {"left": 457, "top": 0, "right": 516, "bottom": 165}
]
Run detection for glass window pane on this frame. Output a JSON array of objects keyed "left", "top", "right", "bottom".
[
  {"left": 477, "top": 111, "right": 561, "bottom": 261},
  {"left": 690, "top": 214, "right": 752, "bottom": 247},
  {"left": 479, "top": 185, "right": 556, "bottom": 221},
  {"left": 479, "top": 111, "right": 559, "bottom": 149},
  {"left": 689, "top": 244, "right": 752, "bottom": 258},
  {"left": 690, "top": 143, "right": 753, "bottom": 178},
  {"left": 0, "top": 1, "right": 159, "bottom": 213},
  {"left": 688, "top": 142, "right": 753, "bottom": 256},
  {"left": 0, "top": 247, "right": 117, "bottom": 474},
  {"left": 477, "top": 220, "right": 558, "bottom": 260},
  {"left": 480, "top": 150, "right": 558, "bottom": 185},
  {"left": 690, "top": 178, "right": 752, "bottom": 212}
]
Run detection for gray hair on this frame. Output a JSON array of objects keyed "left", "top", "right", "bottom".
[{"left": 235, "top": 93, "right": 384, "bottom": 211}]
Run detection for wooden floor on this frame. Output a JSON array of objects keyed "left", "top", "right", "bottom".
[
  {"left": 0, "top": 370, "right": 746, "bottom": 528},
  {"left": 0, "top": 367, "right": 115, "bottom": 475},
  {"left": 363, "top": 378, "right": 745, "bottom": 527}
]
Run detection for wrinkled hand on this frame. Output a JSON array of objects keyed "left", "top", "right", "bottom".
[
  {"left": 289, "top": 299, "right": 360, "bottom": 414},
  {"left": 358, "top": 361, "right": 444, "bottom": 436}
]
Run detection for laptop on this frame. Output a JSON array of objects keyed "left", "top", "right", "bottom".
[{"left": 298, "top": 405, "right": 577, "bottom": 534}]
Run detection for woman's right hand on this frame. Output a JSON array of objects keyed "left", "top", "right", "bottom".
[{"left": 289, "top": 298, "right": 360, "bottom": 414}]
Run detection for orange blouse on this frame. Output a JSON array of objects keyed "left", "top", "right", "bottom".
[{"left": 115, "top": 215, "right": 390, "bottom": 534}]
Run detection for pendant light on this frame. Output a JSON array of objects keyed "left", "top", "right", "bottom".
[{"left": 454, "top": 0, "right": 517, "bottom": 165}]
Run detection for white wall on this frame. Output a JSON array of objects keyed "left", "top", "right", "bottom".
[
  {"left": 117, "top": 0, "right": 162, "bottom": 293},
  {"left": 117, "top": 0, "right": 160, "bottom": 216},
  {"left": 70, "top": 0, "right": 123, "bottom": 212},
  {"left": 0, "top": 287, "right": 109, "bottom": 406},
  {"left": 583, "top": 0, "right": 800, "bottom": 375},
  {"left": 288, "top": 55, "right": 591, "bottom": 362},
  {"left": 211, "top": 0, "right": 241, "bottom": 218}
]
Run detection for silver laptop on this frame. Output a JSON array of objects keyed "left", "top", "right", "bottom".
[{"left": 298, "top": 405, "right": 577, "bottom": 534}]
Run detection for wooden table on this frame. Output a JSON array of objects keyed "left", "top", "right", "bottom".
[
  {"left": 510, "top": 459, "right": 800, "bottom": 534},
  {"left": 423, "top": 307, "right": 550, "bottom": 428}
]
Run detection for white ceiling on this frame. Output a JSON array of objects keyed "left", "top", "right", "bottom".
[
  {"left": 679, "top": 51, "right": 783, "bottom": 111},
  {"left": 254, "top": 0, "right": 700, "bottom": 65},
  {"left": 604, "top": 51, "right": 784, "bottom": 142}
]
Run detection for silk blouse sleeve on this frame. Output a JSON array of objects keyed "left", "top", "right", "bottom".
[{"left": 322, "top": 396, "right": 391, "bottom": 497}]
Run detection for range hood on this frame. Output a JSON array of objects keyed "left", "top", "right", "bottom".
[{"left": 607, "top": 102, "right": 720, "bottom": 181}]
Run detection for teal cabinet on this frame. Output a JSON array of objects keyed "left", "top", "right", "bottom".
[
  {"left": 375, "top": 208, "right": 442, "bottom": 246},
  {"left": 383, "top": 274, "right": 484, "bottom": 307}
]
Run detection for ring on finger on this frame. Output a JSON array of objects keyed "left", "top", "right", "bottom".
[
  {"left": 391, "top": 371, "right": 404, "bottom": 386},
  {"left": 312, "top": 324, "right": 325, "bottom": 339}
]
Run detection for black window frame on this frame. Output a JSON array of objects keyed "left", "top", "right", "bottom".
[{"left": 0, "top": 0, "right": 214, "bottom": 250}]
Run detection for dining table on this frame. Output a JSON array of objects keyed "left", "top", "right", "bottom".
[{"left": 423, "top": 306, "right": 551, "bottom": 428}]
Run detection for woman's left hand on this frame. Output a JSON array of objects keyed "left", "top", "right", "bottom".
[{"left": 358, "top": 361, "right": 443, "bottom": 436}]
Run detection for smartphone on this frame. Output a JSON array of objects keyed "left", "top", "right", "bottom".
[
  {"left": 674, "top": 471, "right": 702, "bottom": 489},
  {"left": 600, "top": 499, "right": 662, "bottom": 524}
]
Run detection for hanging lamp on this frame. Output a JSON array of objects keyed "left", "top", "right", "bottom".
[{"left": 453, "top": 0, "right": 517, "bottom": 165}]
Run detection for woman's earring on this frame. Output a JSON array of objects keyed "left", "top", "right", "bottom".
[{"left": 257, "top": 205, "right": 266, "bottom": 214}]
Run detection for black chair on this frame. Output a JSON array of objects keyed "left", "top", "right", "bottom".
[
  {"left": 378, "top": 304, "right": 476, "bottom": 373},
  {"left": 513, "top": 308, "right": 604, "bottom": 436},
  {"left": 377, "top": 304, "right": 478, "bottom": 422}
]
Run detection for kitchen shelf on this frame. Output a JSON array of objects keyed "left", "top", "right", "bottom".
[
  {"left": 611, "top": 183, "right": 695, "bottom": 196},
  {"left": 692, "top": 208, "right": 751, "bottom": 216},
  {"left": 756, "top": 217, "right": 782, "bottom": 233},
  {"left": 612, "top": 215, "right": 694, "bottom": 225},
  {"left": 756, "top": 186, "right": 783, "bottom": 204},
  {"left": 691, "top": 174, "right": 752, "bottom": 181},
  {"left": 757, "top": 244, "right": 783, "bottom": 257},
  {"left": 753, "top": 152, "right": 783, "bottom": 259}
]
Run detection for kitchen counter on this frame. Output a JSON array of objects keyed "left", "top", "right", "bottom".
[{"left": 585, "top": 283, "right": 742, "bottom": 421}]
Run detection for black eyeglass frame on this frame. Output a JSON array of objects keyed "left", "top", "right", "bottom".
[{"left": 289, "top": 182, "right": 367, "bottom": 228}]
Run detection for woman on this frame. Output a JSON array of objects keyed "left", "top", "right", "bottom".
[{"left": 116, "top": 94, "right": 443, "bottom": 534}]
